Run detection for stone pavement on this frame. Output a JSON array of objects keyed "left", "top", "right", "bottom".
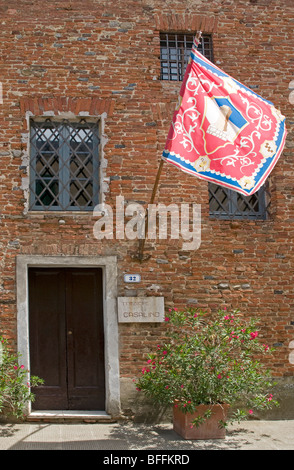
[{"left": 0, "top": 419, "right": 294, "bottom": 451}]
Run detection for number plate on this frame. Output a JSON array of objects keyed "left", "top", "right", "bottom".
[{"left": 124, "top": 274, "right": 141, "bottom": 283}]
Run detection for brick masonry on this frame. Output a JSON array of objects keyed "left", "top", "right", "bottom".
[{"left": 0, "top": 0, "right": 294, "bottom": 419}]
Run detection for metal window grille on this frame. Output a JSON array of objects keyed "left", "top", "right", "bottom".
[
  {"left": 209, "top": 183, "right": 271, "bottom": 220},
  {"left": 29, "top": 119, "right": 100, "bottom": 211},
  {"left": 160, "top": 33, "right": 213, "bottom": 81}
]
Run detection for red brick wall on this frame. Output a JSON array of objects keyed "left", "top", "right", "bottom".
[{"left": 0, "top": 0, "right": 293, "bottom": 415}]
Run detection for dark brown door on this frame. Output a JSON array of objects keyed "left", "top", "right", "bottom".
[{"left": 29, "top": 267, "right": 105, "bottom": 410}]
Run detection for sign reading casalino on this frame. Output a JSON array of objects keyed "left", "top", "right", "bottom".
[{"left": 117, "top": 297, "right": 165, "bottom": 323}]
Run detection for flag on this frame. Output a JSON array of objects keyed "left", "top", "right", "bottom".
[{"left": 162, "top": 38, "right": 287, "bottom": 196}]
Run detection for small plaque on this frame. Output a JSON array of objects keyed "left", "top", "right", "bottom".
[
  {"left": 118, "top": 297, "right": 165, "bottom": 323},
  {"left": 124, "top": 274, "right": 141, "bottom": 283}
]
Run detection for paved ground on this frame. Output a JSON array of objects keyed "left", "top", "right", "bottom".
[{"left": 0, "top": 419, "right": 294, "bottom": 451}]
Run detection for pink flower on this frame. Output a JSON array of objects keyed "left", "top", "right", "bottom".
[
  {"left": 181, "top": 385, "right": 184, "bottom": 388},
  {"left": 162, "top": 350, "right": 167, "bottom": 355},
  {"left": 250, "top": 331, "right": 259, "bottom": 340},
  {"left": 249, "top": 409, "right": 253, "bottom": 415},
  {"left": 13, "top": 365, "right": 18, "bottom": 370},
  {"left": 224, "top": 315, "right": 230, "bottom": 320},
  {"left": 136, "top": 387, "right": 141, "bottom": 391},
  {"left": 165, "top": 317, "right": 170, "bottom": 322},
  {"left": 217, "top": 374, "right": 222, "bottom": 379},
  {"left": 147, "top": 359, "right": 152, "bottom": 363},
  {"left": 174, "top": 308, "right": 178, "bottom": 311},
  {"left": 165, "top": 385, "right": 169, "bottom": 389}
]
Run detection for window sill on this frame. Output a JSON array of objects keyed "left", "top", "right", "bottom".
[{"left": 25, "top": 210, "right": 94, "bottom": 217}]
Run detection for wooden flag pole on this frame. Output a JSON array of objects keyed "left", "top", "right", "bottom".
[
  {"left": 148, "top": 158, "right": 165, "bottom": 206},
  {"left": 135, "top": 30, "right": 203, "bottom": 262},
  {"left": 136, "top": 158, "right": 165, "bottom": 262}
]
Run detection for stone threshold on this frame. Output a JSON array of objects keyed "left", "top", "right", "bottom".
[{"left": 27, "top": 410, "right": 115, "bottom": 423}]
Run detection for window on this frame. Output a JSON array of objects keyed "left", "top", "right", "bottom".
[
  {"left": 29, "top": 118, "right": 100, "bottom": 211},
  {"left": 209, "top": 183, "right": 270, "bottom": 220},
  {"left": 160, "top": 33, "right": 213, "bottom": 81}
]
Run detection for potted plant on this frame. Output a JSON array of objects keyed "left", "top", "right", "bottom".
[
  {"left": 135, "top": 307, "right": 279, "bottom": 439},
  {"left": 0, "top": 335, "right": 44, "bottom": 420}
]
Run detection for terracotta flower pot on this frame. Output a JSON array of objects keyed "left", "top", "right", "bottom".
[{"left": 173, "top": 403, "right": 230, "bottom": 440}]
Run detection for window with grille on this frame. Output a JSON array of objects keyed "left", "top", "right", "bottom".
[
  {"left": 29, "top": 119, "right": 100, "bottom": 211},
  {"left": 160, "top": 33, "right": 213, "bottom": 81},
  {"left": 209, "top": 183, "right": 270, "bottom": 220}
]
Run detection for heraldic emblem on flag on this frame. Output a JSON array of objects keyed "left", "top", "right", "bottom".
[{"left": 162, "top": 38, "right": 287, "bottom": 196}]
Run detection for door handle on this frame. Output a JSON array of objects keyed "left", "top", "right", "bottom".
[{"left": 68, "top": 330, "right": 73, "bottom": 335}]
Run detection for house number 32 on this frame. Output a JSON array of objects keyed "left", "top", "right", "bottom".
[{"left": 124, "top": 274, "right": 141, "bottom": 283}]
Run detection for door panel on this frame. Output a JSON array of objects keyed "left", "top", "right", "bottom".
[
  {"left": 29, "top": 269, "right": 68, "bottom": 409},
  {"left": 66, "top": 269, "right": 105, "bottom": 409},
  {"left": 28, "top": 267, "right": 105, "bottom": 410}
]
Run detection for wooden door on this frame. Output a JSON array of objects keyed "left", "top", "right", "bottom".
[{"left": 28, "top": 267, "right": 105, "bottom": 410}]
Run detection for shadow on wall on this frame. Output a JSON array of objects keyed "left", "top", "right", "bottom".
[{"left": 120, "top": 377, "right": 172, "bottom": 424}]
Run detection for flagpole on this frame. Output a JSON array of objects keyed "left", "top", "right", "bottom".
[
  {"left": 136, "top": 158, "right": 165, "bottom": 262},
  {"left": 135, "top": 30, "right": 203, "bottom": 262}
]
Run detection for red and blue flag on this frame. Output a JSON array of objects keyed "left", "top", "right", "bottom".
[{"left": 162, "top": 37, "right": 287, "bottom": 195}]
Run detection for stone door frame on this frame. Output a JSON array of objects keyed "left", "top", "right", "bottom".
[{"left": 16, "top": 255, "right": 120, "bottom": 417}]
